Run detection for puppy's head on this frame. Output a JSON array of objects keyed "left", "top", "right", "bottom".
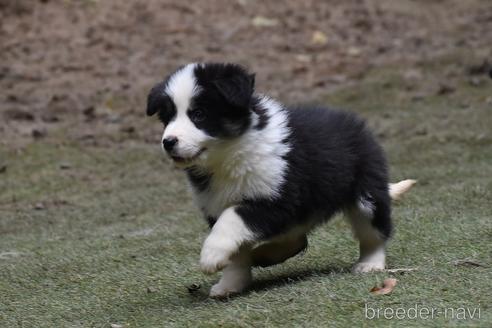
[{"left": 147, "top": 63, "right": 255, "bottom": 167}]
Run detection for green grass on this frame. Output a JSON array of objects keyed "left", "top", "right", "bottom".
[{"left": 1, "top": 62, "right": 491, "bottom": 327}]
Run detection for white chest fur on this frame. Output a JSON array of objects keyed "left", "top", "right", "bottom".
[{"left": 190, "top": 97, "right": 291, "bottom": 218}]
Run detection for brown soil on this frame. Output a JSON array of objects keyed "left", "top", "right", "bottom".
[{"left": 1, "top": 0, "right": 491, "bottom": 147}]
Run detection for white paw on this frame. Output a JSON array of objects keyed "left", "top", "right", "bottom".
[
  {"left": 200, "top": 238, "right": 236, "bottom": 274},
  {"left": 209, "top": 276, "right": 251, "bottom": 298},
  {"left": 209, "top": 282, "right": 239, "bottom": 298},
  {"left": 352, "top": 261, "right": 385, "bottom": 273}
]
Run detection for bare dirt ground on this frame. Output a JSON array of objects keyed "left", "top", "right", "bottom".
[{"left": 1, "top": 0, "right": 491, "bottom": 148}]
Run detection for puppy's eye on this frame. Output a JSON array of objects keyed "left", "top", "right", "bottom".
[
  {"left": 190, "top": 109, "right": 205, "bottom": 122},
  {"left": 158, "top": 109, "right": 174, "bottom": 126}
]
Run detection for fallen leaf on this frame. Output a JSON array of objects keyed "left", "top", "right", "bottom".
[
  {"left": 311, "top": 30, "right": 328, "bottom": 46},
  {"left": 251, "top": 16, "right": 278, "bottom": 27},
  {"left": 370, "top": 278, "right": 397, "bottom": 295}
]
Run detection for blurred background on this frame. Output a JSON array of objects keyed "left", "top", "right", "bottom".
[{"left": 1, "top": 0, "right": 490, "bottom": 146}]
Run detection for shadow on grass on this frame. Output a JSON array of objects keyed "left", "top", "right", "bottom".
[
  {"left": 249, "top": 265, "right": 350, "bottom": 293},
  {"left": 187, "top": 264, "right": 352, "bottom": 302}
]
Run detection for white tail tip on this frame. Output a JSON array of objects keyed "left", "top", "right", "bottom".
[{"left": 389, "top": 179, "right": 417, "bottom": 201}]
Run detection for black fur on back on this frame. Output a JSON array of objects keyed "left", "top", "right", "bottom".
[{"left": 236, "top": 106, "right": 392, "bottom": 240}]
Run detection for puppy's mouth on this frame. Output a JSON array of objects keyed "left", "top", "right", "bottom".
[{"left": 171, "top": 148, "right": 206, "bottom": 165}]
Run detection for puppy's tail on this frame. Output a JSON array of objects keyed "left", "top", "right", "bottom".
[{"left": 389, "top": 179, "right": 417, "bottom": 201}]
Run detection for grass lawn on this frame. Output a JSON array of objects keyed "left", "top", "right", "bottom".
[{"left": 1, "top": 59, "right": 491, "bottom": 327}]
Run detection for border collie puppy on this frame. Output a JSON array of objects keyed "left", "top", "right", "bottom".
[{"left": 146, "top": 63, "right": 415, "bottom": 298}]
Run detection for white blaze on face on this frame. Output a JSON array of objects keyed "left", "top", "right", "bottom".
[{"left": 162, "top": 63, "right": 211, "bottom": 159}]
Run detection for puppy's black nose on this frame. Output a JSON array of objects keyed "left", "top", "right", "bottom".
[{"left": 163, "top": 136, "right": 178, "bottom": 152}]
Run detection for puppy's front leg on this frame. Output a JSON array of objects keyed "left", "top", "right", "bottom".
[
  {"left": 209, "top": 248, "right": 252, "bottom": 298},
  {"left": 200, "top": 207, "right": 255, "bottom": 274}
]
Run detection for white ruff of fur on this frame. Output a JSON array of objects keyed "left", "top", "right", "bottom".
[{"left": 192, "top": 96, "right": 291, "bottom": 218}]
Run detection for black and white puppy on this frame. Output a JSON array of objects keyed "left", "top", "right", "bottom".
[{"left": 146, "top": 63, "right": 415, "bottom": 298}]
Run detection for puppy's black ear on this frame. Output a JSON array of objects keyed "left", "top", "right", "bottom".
[
  {"left": 146, "top": 81, "right": 169, "bottom": 116},
  {"left": 213, "top": 71, "right": 255, "bottom": 110}
]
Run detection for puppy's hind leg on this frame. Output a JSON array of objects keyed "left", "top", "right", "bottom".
[
  {"left": 251, "top": 234, "right": 308, "bottom": 267},
  {"left": 345, "top": 195, "right": 392, "bottom": 273}
]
